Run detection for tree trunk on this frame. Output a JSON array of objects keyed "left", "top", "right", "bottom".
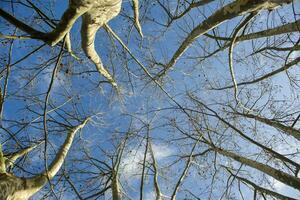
[{"left": 0, "top": 119, "right": 88, "bottom": 200}]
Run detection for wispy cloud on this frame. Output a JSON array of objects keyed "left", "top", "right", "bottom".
[{"left": 120, "top": 142, "right": 173, "bottom": 179}]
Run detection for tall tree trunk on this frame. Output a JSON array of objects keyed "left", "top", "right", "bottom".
[{"left": 111, "top": 171, "right": 121, "bottom": 200}]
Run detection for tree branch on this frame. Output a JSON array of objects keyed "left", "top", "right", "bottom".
[
  {"left": 225, "top": 168, "right": 297, "bottom": 200},
  {"left": 214, "top": 56, "right": 300, "bottom": 90},
  {"left": 26, "top": 118, "right": 89, "bottom": 194},
  {"left": 160, "top": 0, "right": 292, "bottom": 77},
  {"left": 236, "top": 112, "right": 300, "bottom": 141},
  {"left": 5, "top": 141, "right": 44, "bottom": 169},
  {"left": 214, "top": 146, "right": 300, "bottom": 190}
]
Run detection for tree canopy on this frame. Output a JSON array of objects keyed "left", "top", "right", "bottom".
[{"left": 0, "top": 0, "right": 300, "bottom": 199}]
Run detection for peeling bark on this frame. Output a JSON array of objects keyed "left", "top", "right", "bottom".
[
  {"left": 0, "top": 119, "right": 89, "bottom": 200},
  {"left": 0, "top": 0, "right": 143, "bottom": 88}
]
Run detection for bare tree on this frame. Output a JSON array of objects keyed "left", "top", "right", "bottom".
[{"left": 0, "top": 0, "right": 300, "bottom": 199}]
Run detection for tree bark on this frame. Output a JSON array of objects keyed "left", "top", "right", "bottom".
[
  {"left": 233, "top": 174, "right": 298, "bottom": 200},
  {"left": 0, "top": 119, "right": 89, "bottom": 200},
  {"left": 162, "top": 0, "right": 292, "bottom": 76},
  {"left": 236, "top": 112, "right": 300, "bottom": 141},
  {"left": 213, "top": 147, "right": 300, "bottom": 190}
]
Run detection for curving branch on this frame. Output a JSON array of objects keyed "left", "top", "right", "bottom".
[
  {"left": 0, "top": 118, "right": 89, "bottom": 199},
  {"left": 214, "top": 56, "right": 300, "bottom": 90},
  {"left": 132, "top": 0, "right": 143, "bottom": 37},
  {"left": 159, "top": 0, "right": 292, "bottom": 77},
  {"left": 45, "top": 3, "right": 93, "bottom": 46},
  {"left": 149, "top": 140, "right": 163, "bottom": 200},
  {"left": 25, "top": 118, "right": 90, "bottom": 196},
  {"left": 81, "top": 18, "right": 118, "bottom": 88},
  {"left": 0, "top": 8, "right": 46, "bottom": 41},
  {"left": 5, "top": 141, "right": 43, "bottom": 169},
  {"left": 227, "top": 13, "right": 257, "bottom": 110},
  {"left": 0, "top": 0, "right": 144, "bottom": 88}
]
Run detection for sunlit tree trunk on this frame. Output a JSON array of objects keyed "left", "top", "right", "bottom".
[
  {"left": 0, "top": 119, "right": 88, "bottom": 200},
  {"left": 111, "top": 171, "right": 121, "bottom": 200}
]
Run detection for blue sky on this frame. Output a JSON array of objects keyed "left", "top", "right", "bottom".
[{"left": 1, "top": 0, "right": 300, "bottom": 199}]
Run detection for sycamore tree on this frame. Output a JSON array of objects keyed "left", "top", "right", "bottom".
[{"left": 0, "top": 0, "right": 300, "bottom": 199}]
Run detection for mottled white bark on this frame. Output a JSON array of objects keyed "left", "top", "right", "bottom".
[
  {"left": 5, "top": 142, "right": 42, "bottom": 169},
  {"left": 0, "top": 145, "right": 6, "bottom": 174},
  {"left": 0, "top": 118, "right": 89, "bottom": 200},
  {"left": 81, "top": 0, "right": 122, "bottom": 88},
  {"left": 45, "top": 1, "right": 93, "bottom": 46},
  {"left": 0, "top": 0, "right": 143, "bottom": 88},
  {"left": 132, "top": 0, "right": 143, "bottom": 37}
]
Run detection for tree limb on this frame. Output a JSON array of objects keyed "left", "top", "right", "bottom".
[
  {"left": 159, "top": 0, "right": 292, "bottom": 77},
  {"left": 214, "top": 56, "right": 300, "bottom": 90},
  {"left": 25, "top": 118, "right": 89, "bottom": 195},
  {"left": 5, "top": 141, "right": 44, "bottom": 169},
  {"left": 225, "top": 168, "right": 297, "bottom": 200}
]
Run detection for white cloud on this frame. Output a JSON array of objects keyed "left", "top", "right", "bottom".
[
  {"left": 144, "top": 191, "right": 156, "bottom": 200},
  {"left": 120, "top": 143, "right": 173, "bottom": 179},
  {"left": 121, "top": 148, "right": 144, "bottom": 177},
  {"left": 151, "top": 143, "right": 173, "bottom": 160}
]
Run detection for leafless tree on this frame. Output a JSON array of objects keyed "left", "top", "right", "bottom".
[{"left": 0, "top": 0, "right": 300, "bottom": 199}]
